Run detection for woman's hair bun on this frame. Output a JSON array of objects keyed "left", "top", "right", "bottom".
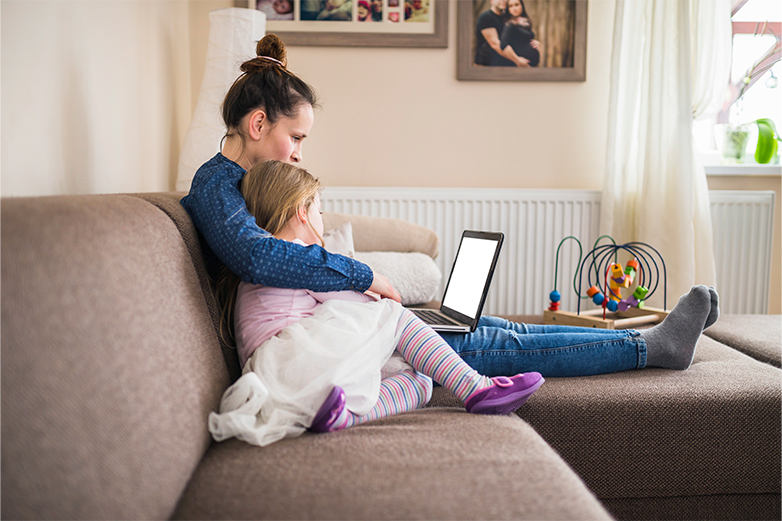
[{"left": 256, "top": 34, "right": 287, "bottom": 67}]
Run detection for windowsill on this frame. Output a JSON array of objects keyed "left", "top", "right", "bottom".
[
  {"left": 705, "top": 164, "right": 781, "bottom": 176},
  {"left": 701, "top": 151, "right": 781, "bottom": 176}
]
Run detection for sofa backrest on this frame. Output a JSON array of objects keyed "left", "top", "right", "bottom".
[{"left": 1, "top": 195, "right": 231, "bottom": 520}]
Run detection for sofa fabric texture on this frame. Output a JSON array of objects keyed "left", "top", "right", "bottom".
[
  {"left": 1, "top": 195, "right": 230, "bottom": 520},
  {"left": 2, "top": 191, "right": 780, "bottom": 521},
  {"left": 429, "top": 320, "right": 782, "bottom": 520},
  {"left": 173, "top": 409, "right": 611, "bottom": 521},
  {"left": 703, "top": 314, "right": 782, "bottom": 367}
]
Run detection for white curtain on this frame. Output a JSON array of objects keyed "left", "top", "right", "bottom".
[
  {"left": 1, "top": 0, "right": 191, "bottom": 196},
  {"left": 601, "top": 0, "right": 731, "bottom": 307}
]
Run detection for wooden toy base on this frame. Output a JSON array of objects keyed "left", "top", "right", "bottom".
[{"left": 543, "top": 306, "right": 669, "bottom": 329}]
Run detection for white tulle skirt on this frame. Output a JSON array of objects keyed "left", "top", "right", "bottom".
[{"left": 208, "top": 298, "right": 409, "bottom": 447}]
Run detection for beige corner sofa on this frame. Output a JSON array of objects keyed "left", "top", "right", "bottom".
[{"left": 2, "top": 192, "right": 779, "bottom": 521}]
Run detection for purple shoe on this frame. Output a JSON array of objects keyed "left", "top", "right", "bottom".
[
  {"left": 309, "top": 386, "right": 346, "bottom": 433},
  {"left": 464, "top": 373, "right": 544, "bottom": 415}
]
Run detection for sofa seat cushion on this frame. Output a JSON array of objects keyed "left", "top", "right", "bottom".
[
  {"left": 1, "top": 195, "right": 231, "bottom": 520},
  {"left": 429, "top": 333, "right": 781, "bottom": 520},
  {"left": 703, "top": 314, "right": 781, "bottom": 367},
  {"left": 173, "top": 408, "right": 612, "bottom": 520}
]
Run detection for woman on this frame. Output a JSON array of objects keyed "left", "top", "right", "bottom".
[
  {"left": 180, "top": 34, "right": 400, "bottom": 304},
  {"left": 493, "top": 0, "right": 541, "bottom": 67}
]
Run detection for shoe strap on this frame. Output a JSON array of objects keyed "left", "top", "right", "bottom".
[{"left": 492, "top": 376, "right": 513, "bottom": 388}]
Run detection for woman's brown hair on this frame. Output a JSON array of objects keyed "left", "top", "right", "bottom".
[{"left": 221, "top": 34, "right": 318, "bottom": 144}]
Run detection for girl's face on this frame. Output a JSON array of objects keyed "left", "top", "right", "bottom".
[
  {"left": 254, "top": 103, "right": 314, "bottom": 164},
  {"left": 508, "top": 0, "right": 522, "bottom": 17},
  {"left": 358, "top": 4, "right": 369, "bottom": 18},
  {"left": 304, "top": 192, "right": 324, "bottom": 244}
]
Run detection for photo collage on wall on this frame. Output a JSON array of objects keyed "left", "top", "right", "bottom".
[{"left": 254, "top": 0, "right": 431, "bottom": 23}]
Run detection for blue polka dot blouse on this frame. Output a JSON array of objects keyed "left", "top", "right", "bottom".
[{"left": 180, "top": 153, "right": 373, "bottom": 292}]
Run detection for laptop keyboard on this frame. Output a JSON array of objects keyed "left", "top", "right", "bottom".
[{"left": 412, "top": 308, "right": 460, "bottom": 326}]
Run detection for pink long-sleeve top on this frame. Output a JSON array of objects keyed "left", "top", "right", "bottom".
[{"left": 235, "top": 282, "right": 376, "bottom": 367}]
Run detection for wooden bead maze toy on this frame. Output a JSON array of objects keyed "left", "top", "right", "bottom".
[{"left": 544, "top": 236, "right": 669, "bottom": 329}]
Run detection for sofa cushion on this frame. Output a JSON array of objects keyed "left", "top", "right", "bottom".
[
  {"left": 428, "top": 331, "right": 781, "bottom": 520},
  {"left": 1, "top": 195, "right": 231, "bottom": 520},
  {"left": 173, "top": 408, "right": 612, "bottom": 520},
  {"left": 703, "top": 314, "right": 781, "bottom": 367},
  {"left": 323, "top": 212, "right": 440, "bottom": 259}
]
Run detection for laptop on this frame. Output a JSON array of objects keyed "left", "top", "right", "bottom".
[{"left": 409, "top": 230, "right": 504, "bottom": 333}]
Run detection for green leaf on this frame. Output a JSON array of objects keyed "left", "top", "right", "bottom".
[{"left": 754, "top": 118, "right": 779, "bottom": 164}]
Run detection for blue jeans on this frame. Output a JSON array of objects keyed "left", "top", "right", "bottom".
[{"left": 439, "top": 315, "right": 647, "bottom": 377}]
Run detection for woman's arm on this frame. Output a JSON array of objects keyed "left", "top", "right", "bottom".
[{"left": 182, "top": 163, "right": 399, "bottom": 301}]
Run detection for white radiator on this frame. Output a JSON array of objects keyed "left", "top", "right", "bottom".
[{"left": 322, "top": 188, "right": 775, "bottom": 316}]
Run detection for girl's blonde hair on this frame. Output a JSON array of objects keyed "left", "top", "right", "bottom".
[{"left": 215, "top": 160, "right": 322, "bottom": 345}]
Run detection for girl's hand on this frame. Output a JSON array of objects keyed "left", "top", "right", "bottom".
[
  {"left": 531, "top": 39, "right": 541, "bottom": 50},
  {"left": 369, "top": 272, "right": 401, "bottom": 303}
]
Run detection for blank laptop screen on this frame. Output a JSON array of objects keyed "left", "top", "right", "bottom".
[{"left": 441, "top": 236, "right": 500, "bottom": 318}]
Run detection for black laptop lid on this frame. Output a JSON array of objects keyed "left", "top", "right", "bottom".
[{"left": 440, "top": 231, "right": 504, "bottom": 332}]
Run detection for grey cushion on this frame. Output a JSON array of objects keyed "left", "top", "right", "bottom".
[
  {"left": 1, "top": 195, "right": 230, "bottom": 520},
  {"left": 703, "top": 314, "right": 782, "bottom": 367},
  {"left": 173, "top": 408, "right": 612, "bottom": 520}
]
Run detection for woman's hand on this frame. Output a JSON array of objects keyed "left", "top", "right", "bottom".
[
  {"left": 530, "top": 39, "right": 541, "bottom": 50},
  {"left": 369, "top": 271, "right": 401, "bottom": 303},
  {"left": 515, "top": 56, "right": 531, "bottom": 67}
]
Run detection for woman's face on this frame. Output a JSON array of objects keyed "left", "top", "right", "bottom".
[
  {"left": 254, "top": 103, "right": 315, "bottom": 164},
  {"left": 508, "top": 0, "right": 522, "bottom": 17}
]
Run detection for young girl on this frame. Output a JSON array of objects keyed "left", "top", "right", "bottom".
[{"left": 208, "top": 160, "right": 545, "bottom": 447}]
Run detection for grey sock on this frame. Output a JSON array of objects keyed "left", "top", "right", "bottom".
[
  {"left": 641, "top": 285, "right": 710, "bottom": 370},
  {"left": 703, "top": 286, "right": 720, "bottom": 330}
]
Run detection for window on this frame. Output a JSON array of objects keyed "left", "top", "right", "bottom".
[{"left": 695, "top": 0, "right": 781, "bottom": 166}]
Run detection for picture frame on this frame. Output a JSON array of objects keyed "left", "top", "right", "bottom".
[
  {"left": 457, "top": 0, "right": 587, "bottom": 81},
  {"left": 238, "top": 0, "right": 448, "bottom": 47}
]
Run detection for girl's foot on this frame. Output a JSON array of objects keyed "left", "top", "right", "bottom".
[
  {"left": 309, "top": 386, "right": 346, "bottom": 433},
  {"left": 464, "top": 372, "right": 544, "bottom": 415}
]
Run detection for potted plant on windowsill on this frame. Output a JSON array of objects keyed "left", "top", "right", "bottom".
[
  {"left": 721, "top": 22, "right": 780, "bottom": 163},
  {"left": 754, "top": 118, "right": 780, "bottom": 164}
]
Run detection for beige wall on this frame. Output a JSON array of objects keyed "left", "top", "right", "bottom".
[{"left": 189, "top": 0, "right": 616, "bottom": 190}]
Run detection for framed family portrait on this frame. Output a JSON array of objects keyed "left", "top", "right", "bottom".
[
  {"left": 239, "top": 0, "right": 448, "bottom": 47},
  {"left": 457, "top": 0, "right": 587, "bottom": 81}
]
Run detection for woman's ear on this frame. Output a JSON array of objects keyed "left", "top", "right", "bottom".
[{"left": 247, "top": 110, "right": 267, "bottom": 141}]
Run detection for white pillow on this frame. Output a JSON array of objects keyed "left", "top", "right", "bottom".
[
  {"left": 355, "top": 251, "right": 442, "bottom": 306},
  {"left": 323, "top": 221, "right": 442, "bottom": 305},
  {"left": 322, "top": 222, "right": 355, "bottom": 259}
]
